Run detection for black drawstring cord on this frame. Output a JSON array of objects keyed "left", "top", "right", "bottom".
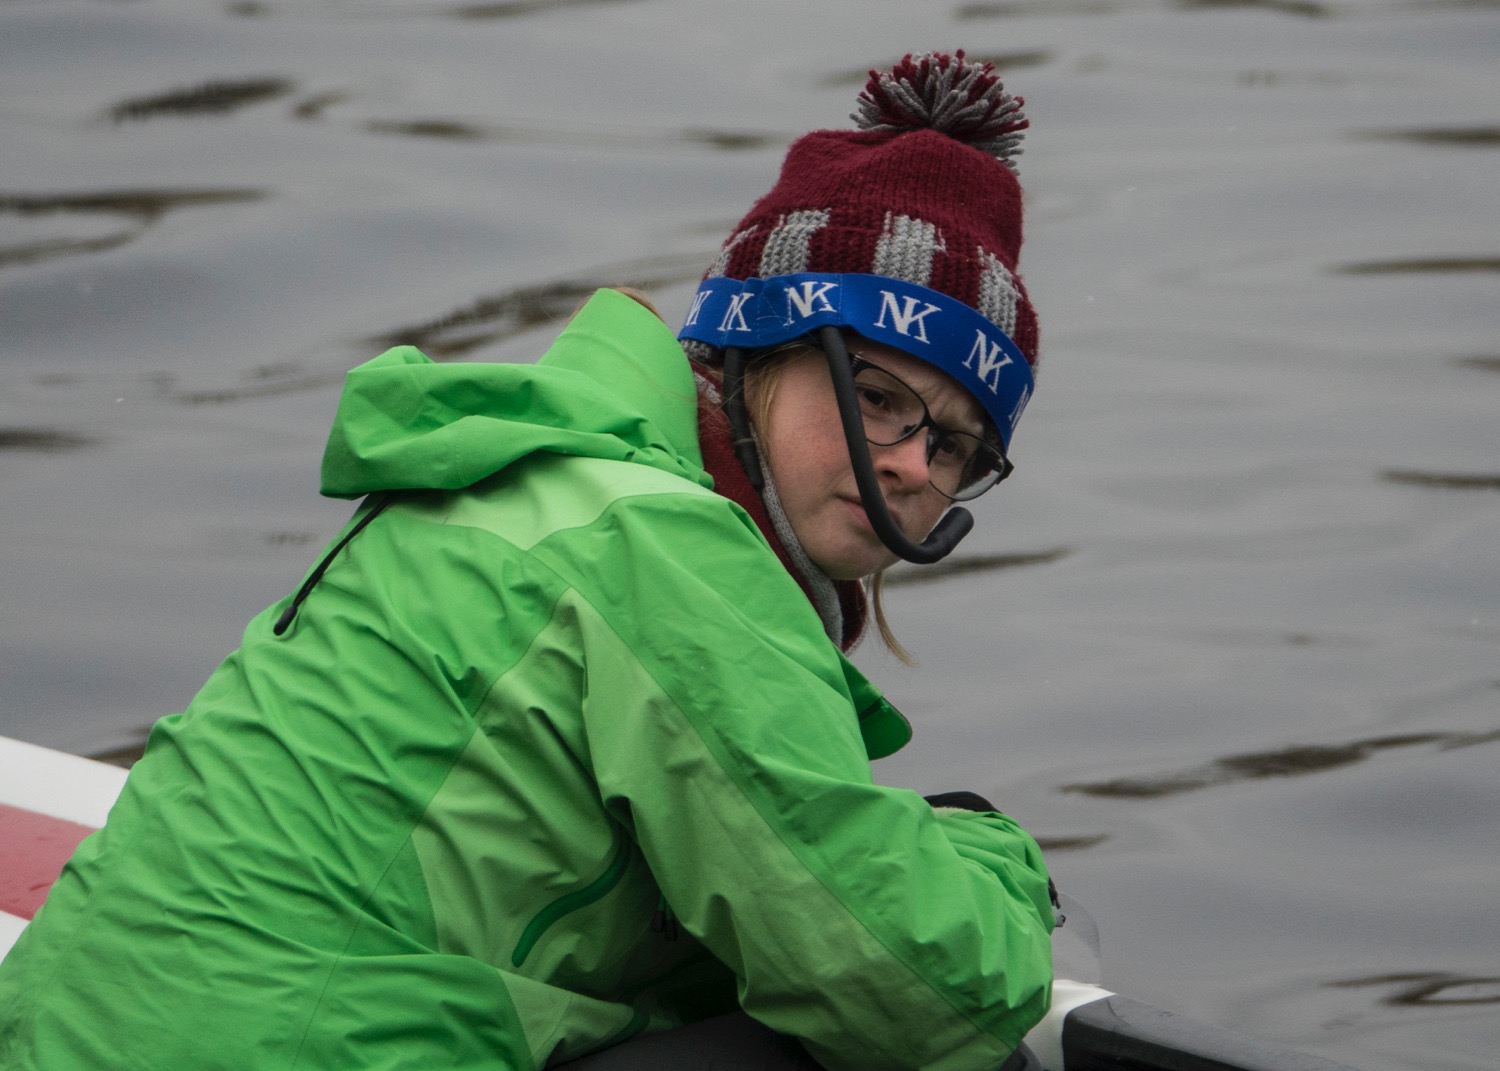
[
  {"left": 817, "top": 326, "right": 971, "bottom": 564},
  {"left": 272, "top": 493, "right": 395, "bottom": 637},
  {"left": 721, "top": 345, "right": 765, "bottom": 491}
]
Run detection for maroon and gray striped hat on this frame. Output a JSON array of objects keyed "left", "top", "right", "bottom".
[{"left": 684, "top": 51, "right": 1038, "bottom": 373}]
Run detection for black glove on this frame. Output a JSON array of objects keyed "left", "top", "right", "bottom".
[{"left": 922, "top": 790, "right": 1000, "bottom": 812}]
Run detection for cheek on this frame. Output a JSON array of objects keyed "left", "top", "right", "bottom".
[
  {"left": 768, "top": 438, "right": 847, "bottom": 524},
  {"left": 760, "top": 400, "right": 849, "bottom": 494}
]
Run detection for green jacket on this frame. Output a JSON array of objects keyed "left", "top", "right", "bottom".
[{"left": 0, "top": 290, "right": 1053, "bottom": 1071}]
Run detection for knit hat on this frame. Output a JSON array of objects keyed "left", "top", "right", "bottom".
[{"left": 679, "top": 50, "right": 1037, "bottom": 450}]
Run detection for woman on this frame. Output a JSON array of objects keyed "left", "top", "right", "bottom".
[{"left": 0, "top": 52, "right": 1054, "bottom": 1071}]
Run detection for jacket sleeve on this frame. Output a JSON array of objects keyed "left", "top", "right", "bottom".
[{"left": 559, "top": 489, "right": 1054, "bottom": 1071}]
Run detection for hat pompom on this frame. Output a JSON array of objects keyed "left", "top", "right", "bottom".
[{"left": 852, "top": 50, "right": 1027, "bottom": 172}]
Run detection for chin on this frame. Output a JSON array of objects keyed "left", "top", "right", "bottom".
[{"left": 814, "top": 546, "right": 898, "bottom": 582}]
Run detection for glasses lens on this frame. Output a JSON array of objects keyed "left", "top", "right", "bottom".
[
  {"left": 928, "top": 431, "right": 1010, "bottom": 501},
  {"left": 850, "top": 356, "right": 1012, "bottom": 500},
  {"left": 852, "top": 364, "right": 926, "bottom": 445}
]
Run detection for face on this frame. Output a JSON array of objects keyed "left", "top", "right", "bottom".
[{"left": 754, "top": 337, "right": 988, "bottom": 581}]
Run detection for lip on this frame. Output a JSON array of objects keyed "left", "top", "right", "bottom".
[
  {"left": 838, "top": 495, "right": 870, "bottom": 525},
  {"left": 840, "top": 492, "right": 901, "bottom": 535}
]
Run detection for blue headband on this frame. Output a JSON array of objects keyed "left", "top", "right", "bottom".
[{"left": 678, "top": 272, "right": 1034, "bottom": 448}]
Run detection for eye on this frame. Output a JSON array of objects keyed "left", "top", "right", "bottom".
[
  {"left": 929, "top": 432, "right": 974, "bottom": 468},
  {"left": 965, "top": 453, "right": 1001, "bottom": 482},
  {"left": 964, "top": 444, "right": 1010, "bottom": 486},
  {"left": 856, "top": 383, "right": 897, "bottom": 415}
]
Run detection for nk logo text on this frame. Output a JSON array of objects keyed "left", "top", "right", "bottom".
[
  {"left": 874, "top": 292, "right": 941, "bottom": 343},
  {"left": 963, "top": 330, "right": 1015, "bottom": 394}
]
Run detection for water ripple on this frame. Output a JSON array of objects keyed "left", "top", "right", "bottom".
[
  {"left": 161, "top": 369, "right": 347, "bottom": 407},
  {"left": 1062, "top": 728, "right": 1499, "bottom": 799},
  {"left": 452, "top": 0, "right": 643, "bottom": 17},
  {"left": 108, "top": 77, "right": 295, "bottom": 122},
  {"left": 0, "top": 428, "right": 99, "bottom": 452},
  {"left": 819, "top": 51, "right": 1054, "bottom": 88},
  {"left": 361, "top": 251, "right": 708, "bottom": 360},
  {"left": 1327, "top": 972, "right": 1500, "bottom": 1007},
  {"left": 1334, "top": 256, "right": 1500, "bottom": 274},
  {"left": 962, "top": 0, "right": 1500, "bottom": 13},
  {"left": 1034, "top": 833, "right": 1110, "bottom": 853},
  {"left": 1173, "top": 0, "right": 1332, "bottom": 17},
  {"left": 1357, "top": 125, "right": 1500, "bottom": 147},
  {"left": 0, "top": 190, "right": 267, "bottom": 221},
  {"left": 1406, "top": 0, "right": 1500, "bottom": 9},
  {"left": 1381, "top": 470, "right": 1500, "bottom": 490},
  {"left": 884, "top": 548, "right": 1071, "bottom": 587},
  {"left": 362, "top": 116, "right": 780, "bottom": 151},
  {"left": 956, "top": 1, "right": 1121, "bottom": 17},
  {"left": 365, "top": 118, "right": 490, "bottom": 141},
  {"left": 147, "top": 253, "right": 707, "bottom": 405},
  {"left": 292, "top": 91, "right": 351, "bottom": 120},
  {"left": 1454, "top": 356, "right": 1500, "bottom": 373},
  {"left": 959, "top": 0, "right": 1332, "bottom": 15},
  {"left": 0, "top": 188, "right": 267, "bottom": 270}
]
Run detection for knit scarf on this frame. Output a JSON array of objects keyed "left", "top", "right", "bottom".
[{"left": 693, "top": 370, "right": 867, "bottom": 652}]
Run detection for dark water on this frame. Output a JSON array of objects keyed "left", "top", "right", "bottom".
[{"left": 2, "top": 2, "right": 1497, "bottom": 1067}]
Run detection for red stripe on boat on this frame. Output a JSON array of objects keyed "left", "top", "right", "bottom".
[{"left": 0, "top": 803, "right": 96, "bottom": 920}]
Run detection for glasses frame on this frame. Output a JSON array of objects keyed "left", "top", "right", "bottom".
[{"left": 844, "top": 354, "right": 1014, "bottom": 503}]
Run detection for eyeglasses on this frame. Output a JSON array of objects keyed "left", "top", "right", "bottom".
[{"left": 847, "top": 355, "right": 1013, "bottom": 502}]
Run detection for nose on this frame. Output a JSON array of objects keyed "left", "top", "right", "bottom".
[{"left": 872, "top": 433, "right": 932, "bottom": 493}]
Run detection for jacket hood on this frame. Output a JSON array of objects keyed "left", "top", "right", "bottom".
[{"left": 321, "top": 289, "right": 708, "bottom": 498}]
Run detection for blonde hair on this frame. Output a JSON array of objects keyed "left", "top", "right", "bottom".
[
  {"left": 742, "top": 345, "right": 914, "bottom": 664},
  {"left": 607, "top": 286, "right": 662, "bottom": 319}
]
